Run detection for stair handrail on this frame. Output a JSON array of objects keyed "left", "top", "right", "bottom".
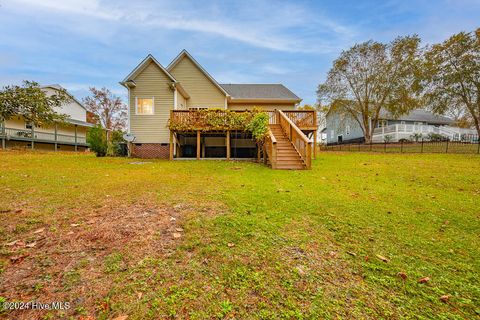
[
  {"left": 264, "top": 128, "right": 277, "bottom": 169},
  {"left": 277, "top": 110, "right": 312, "bottom": 169}
]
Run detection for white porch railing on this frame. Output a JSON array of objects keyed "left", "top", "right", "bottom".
[{"left": 372, "top": 124, "right": 478, "bottom": 143}]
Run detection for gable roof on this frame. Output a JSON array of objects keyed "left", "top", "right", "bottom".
[
  {"left": 379, "top": 109, "right": 454, "bottom": 125},
  {"left": 120, "top": 54, "right": 177, "bottom": 86},
  {"left": 41, "top": 84, "right": 87, "bottom": 111},
  {"left": 167, "top": 49, "right": 229, "bottom": 97},
  {"left": 221, "top": 84, "right": 301, "bottom": 103}
]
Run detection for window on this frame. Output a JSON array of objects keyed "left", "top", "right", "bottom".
[
  {"left": 346, "top": 124, "right": 351, "bottom": 135},
  {"left": 25, "top": 123, "right": 33, "bottom": 130},
  {"left": 136, "top": 97, "right": 154, "bottom": 115}
]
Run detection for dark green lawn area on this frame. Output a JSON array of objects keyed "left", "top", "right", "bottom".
[{"left": 0, "top": 151, "right": 479, "bottom": 319}]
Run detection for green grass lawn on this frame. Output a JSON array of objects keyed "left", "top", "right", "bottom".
[{"left": 0, "top": 151, "right": 479, "bottom": 319}]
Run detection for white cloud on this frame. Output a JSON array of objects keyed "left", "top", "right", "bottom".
[{"left": 4, "top": 0, "right": 354, "bottom": 53}]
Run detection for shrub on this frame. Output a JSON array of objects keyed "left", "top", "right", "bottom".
[
  {"left": 384, "top": 135, "right": 393, "bottom": 143},
  {"left": 87, "top": 125, "right": 107, "bottom": 157},
  {"left": 427, "top": 133, "right": 447, "bottom": 142},
  {"left": 109, "top": 130, "right": 127, "bottom": 157},
  {"left": 410, "top": 133, "right": 423, "bottom": 142},
  {"left": 246, "top": 112, "right": 269, "bottom": 141}
]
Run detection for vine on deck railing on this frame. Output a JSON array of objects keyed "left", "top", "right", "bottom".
[{"left": 168, "top": 108, "right": 269, "bottom": 141}]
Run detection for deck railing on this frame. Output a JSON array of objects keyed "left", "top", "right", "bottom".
[
  {"left": 278, "top": 110, "right": 312, "bottom": 169},
  {"left": 0, "top": 127, "right": 87, "bottom": 144},
  {"left": 264, "top": 128, "right": 278, "bottom": 169},
  {"left": 171, "top": 109, "right": 317, "bottom": 130},
  {"left": 372, "top": 124, "right": 478, "bottom": 143}
]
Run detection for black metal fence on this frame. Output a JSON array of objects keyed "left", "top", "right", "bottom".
[{"left": 321, "top": 140, "right": 480, "bottom": 154}]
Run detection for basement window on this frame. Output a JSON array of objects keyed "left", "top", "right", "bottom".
[{"left": 136, "top": 97, "right": 154, "bottom": 115}]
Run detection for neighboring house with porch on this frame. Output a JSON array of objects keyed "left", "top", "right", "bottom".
[
  {"left": 325, "top": 108, "right": 478, "bottom": 144},
  {"left": 1, "top": 84, "right": 93, "bottom": 151},
  {"left": 120, "top": 50, "right": 318, "bottom": 169}
]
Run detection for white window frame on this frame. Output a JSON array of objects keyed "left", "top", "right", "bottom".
[{"left": 135, "top": 97, "right": 155, "bottom": 115}]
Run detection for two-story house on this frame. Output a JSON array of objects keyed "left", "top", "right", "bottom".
[
  {"left": 1, "top": 84, "right": 93, "bottom": 151},
  {"left": 120, "top": 50, "right": 317, "bottom": 169}
]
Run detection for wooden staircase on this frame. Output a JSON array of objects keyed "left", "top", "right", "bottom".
[{"left": 268, "top": 124, "right": 306, "bottom": 170}]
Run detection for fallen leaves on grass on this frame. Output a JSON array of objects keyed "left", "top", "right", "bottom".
[
  {"left": 418, "top": 276, "right": 431, "bottom": 283},
  {"left": 26, "top": 242, "right": 36, "bottom": 248},
  {"left": 10, "top": 254, "right": 29, "bottom": 264},
  {"left": 173, "top": 233, "right": 182, "bottom": 239},
  {"left": 33, "top": 228, "right": 45, "bottom": 234},
  {"left": 440, "top": 295, "right": 451, "bottom": 302},
  {"left": 376, "top": 254, "right": 389, "bottom": 263},
  {"left": 227, "top": 243, "right": 235, "bottom": 248},
  {"left": 397, "top": 271, "right": 407, "bottom": 280},
  {"left": 5, "top": 240, "right": 19, "bottom": 246}
]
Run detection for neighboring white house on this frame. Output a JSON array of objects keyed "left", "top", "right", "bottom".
[
  {"left": 325, "top": 108, "right": 478, "bottom": 144},
  {"left": 0, "top": 84, "right": 94, "bottom": 151}
]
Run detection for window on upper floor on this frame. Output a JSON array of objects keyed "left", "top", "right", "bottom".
[{"left": 135, "top": 97, "right": 154, "bottom": 115}]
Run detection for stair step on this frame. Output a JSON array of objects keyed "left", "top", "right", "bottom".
[{"left": 276, "top": 165, "right": 305, "bottom": 170}]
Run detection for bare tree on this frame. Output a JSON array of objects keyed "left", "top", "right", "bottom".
[
  {"left": 317, "top": 36, "right": 422, "bottom": 143},
  {"left": 83, "top": 87, "right": 127, "bottom": 131}
]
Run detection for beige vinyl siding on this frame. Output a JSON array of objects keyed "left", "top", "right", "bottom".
[
  {"left": 169, "top": 56, "right": 226, "bottom": 109},
  {"left": 227, "top": 103, "right": 296, "bottom": 111},
  {"left": 129, "top": 61, "right": 174, "bottom": 143},
  {"left": 177, "top": 92, "right": 187, "bottom": 110}
]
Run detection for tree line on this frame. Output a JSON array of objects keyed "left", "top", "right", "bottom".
[{"left": 317, "top": 28, "right": 480, "bottom": 143}]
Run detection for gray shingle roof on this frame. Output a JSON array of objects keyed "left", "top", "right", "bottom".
[
  {"left": 379, "top": 109, "right": 454, "bottom": 125},
  {"left": 220, "top": 84, "right": 301, "bottom": 102}
]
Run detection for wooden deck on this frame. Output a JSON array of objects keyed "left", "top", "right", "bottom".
[
  {"left": 170, "top": 109, "right": 317, "bottom": 132},
  {"left": 169, "top": 109, "right": 318, "bottom": 170}
]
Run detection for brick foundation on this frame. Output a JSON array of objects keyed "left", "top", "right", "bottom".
[{"left": 131, "top": 143, "right": 170, "bottom": 159}]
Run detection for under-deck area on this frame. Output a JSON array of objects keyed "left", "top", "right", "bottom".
[{"left": 173, "top": 131, "right": 258, "bottom": 159}]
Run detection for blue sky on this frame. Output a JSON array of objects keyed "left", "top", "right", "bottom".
[{"left": 1, "top": 0, "right": 479, "bottom": 105}]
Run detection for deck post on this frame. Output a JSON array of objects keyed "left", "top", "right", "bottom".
[
  {"left": 263, "top": 143, "right": 267, "bottom": 165},
  {"left": 226, "top": 130, "right": 230, "bottom": 160},
  {"left": 31, "top": 125, "right": 35, "bottom": 150},
  {"left": 313, "top": 130, "right": 317, "bottom": 159},
  {"left": 1, "top": 122, "right": 5, "bottom": 150},
  {"left": 196, "top": 130, "right": 201, "bottom": 160},
  {"left": 306, "top": 142, "right": 312, "bottom": 169},
  {"left": 169, "top": 130, "right": 174, "bottom": 160},
  {"left": 74, "top": 125, "right": 78, "bottom": 152},
  {"left": 54, "top": 124, "right": 58, "bottom": 151}
]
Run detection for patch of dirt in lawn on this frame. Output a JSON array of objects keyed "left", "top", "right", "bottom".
[{"left": 0, "top": 200, "right": 209, "bottom": 319}]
